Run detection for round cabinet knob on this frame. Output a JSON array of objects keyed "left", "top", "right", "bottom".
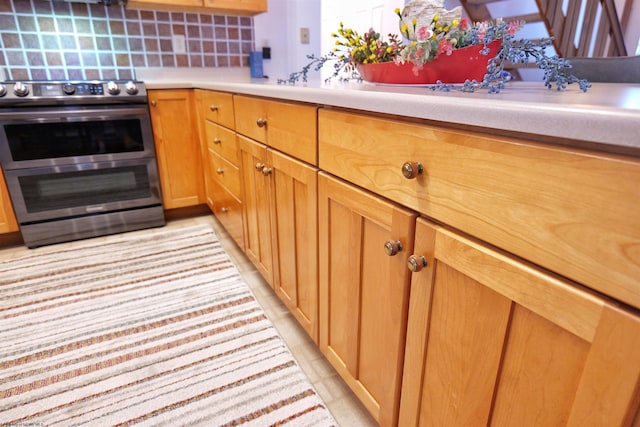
[
  {"left": 125, "top": 81, "right": 138, "bottom": 95},
  {"left": 150, "top": 100, "right": 157, "bottom": 107},
  {"left": 384, "top": 240, "right": 403, "bottom": 256},
  {"left": 402, "top": 161, "right": 423, "bottom": 180},
  {"left": 13, "top": 82, "right": 29, "bottom": 97},
  {"left": 62, "top": 83, "right": 75, "bottom": 95},
  {"left": 262, "top": 167, "right": 273, "bottom": 176},
  {"left": 255, "top": 162, "right": 265, "bottom": 171},
  {"left": 221, "top": 207, "right": 229, "bottom": 213},
  {"left": 213, "top": 138, "right": 222, "bottom": 144},
  {"left": 407, "top": 255, "right": 428, "bottom": 272},
  {"left": 0, "top": 84, "right": 7, "bottom": 97},
  {"left": 210, "top": 105, "right": 219, "bottom": 111},
  {"left": 256, "top": 118, "right": 267, "bottom": 128},
  {"left": 106, "top": 81, "right": 120, "bottom": 95},
  {"left": 216, "top": 168, "right": 224, "bottom": 174}
]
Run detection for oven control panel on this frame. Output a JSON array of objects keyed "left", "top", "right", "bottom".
[{"left": 0, "top": 80, "right": 146, "bottom": 106}]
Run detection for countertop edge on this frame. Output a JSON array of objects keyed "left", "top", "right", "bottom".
[{"left": 143, "top": 77, "right": 640, "bottom": 155}]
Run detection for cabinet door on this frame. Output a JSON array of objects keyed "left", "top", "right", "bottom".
[
  {"left": 149, "top": 89, "right": 204, "bottom": 209},
  {"left": 238, "top": 135, "right": 274, "bottom": 286},
  {"left": 318, "top": 172, "right": 417, "bottom": 427},
  {"left": 269, "top": 149, "right": 318, "bottom": 342},
  {"left": 203, "top": 0, "right": 267, "bottom": 14},
  {"left": 399, "top": 218, "right": 640, "bottom": 427},
  {"left": 0, "top": 169, "right": 18, "bottom": 234}
]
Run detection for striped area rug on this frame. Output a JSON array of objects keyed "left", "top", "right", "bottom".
[{"left": 0, "top": 224, "right": 337, "bottom": 426}]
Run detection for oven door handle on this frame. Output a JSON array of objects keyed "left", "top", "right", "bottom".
[{"left": 0, "top": 106, "right": 149, "bottom": 122}]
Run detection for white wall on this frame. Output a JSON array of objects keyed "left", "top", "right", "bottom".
[
  {"left": 254, "top": 0, "right": 639, "bottom": 83},
  {"left": 320, "top": 0, "right": 404, "bottom": 80},
  {"left": 254, "top": 0, "right": 406, "bottom": 82},
  {"left": 253, "top": 0, "right": 322, "bottom": 82}
]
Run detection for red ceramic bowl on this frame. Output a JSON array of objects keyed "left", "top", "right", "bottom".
[{"left": 356, "top": 40, "right": 501, "bottom": 85}]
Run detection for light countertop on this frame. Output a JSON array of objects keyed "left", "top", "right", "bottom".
[{"left": 138, "top": 67, "right": 640, "bottom": 156}]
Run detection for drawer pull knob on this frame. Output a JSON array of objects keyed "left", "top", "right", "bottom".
[
  {"left": 262, "top": 166, "right": 273, "bottom": 176},
  {"left": 150, "top": 100, "right": 157, "bottom": 107},
  {"left": 210, "top": 105, "right": 219, "bottom": 111},
  {"left": 384, "top": 240, "right": 403, "bottom": 256},
  {"left": 221, "top": 207, "right": 229, "bottom": 213},
  {"left": 402, "top": 161, "right": 423, "bottom": 179},
  {"left": 216, "top": 168, "right": 224, "bottom": 174},
  {"left": 255, "top": 162, "right": 265, "bottom": 171},
  {"left": 213, "top": 138, "right": 222, "bottom": 144},
  {"left": 407, "top": 255, "right": 428, "bottom": 272},
  {"left": 256, "top": 118, "right": 268, "bottom": 128}
]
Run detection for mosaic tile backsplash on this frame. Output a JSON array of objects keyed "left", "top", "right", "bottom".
[{"left": 0, "top": 0, "right": 254, "bottom": 81}]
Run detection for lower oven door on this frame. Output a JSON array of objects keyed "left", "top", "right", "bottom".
[{"left": 3, "top": 157, "right": 162, "bottom": 224}]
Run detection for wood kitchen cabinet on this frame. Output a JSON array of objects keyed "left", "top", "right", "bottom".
[
  {"left": 148, "top": 89, "right": 205, "bottom": 209},
  {"left": 399, "top": 217, "right": 640, "bottom": 426},
  {"left": 195, "top": 90, "right": 244, "bottom": 249},
  {"left": 318, "top": 108, "right": 640, "bottom": 313},
  {"left": 318, "top": 172, "right": 417, "bottom": 427},
  {"left": 127, "top": 0, "right": 266, "bottom": 16},
  {"left": 235, "top": 95, "right": 319, "bottom": 341},
  {"left": 0, "top": 169, "right": 18, "bottom": 234},
  {"left": 238, "top": 134, "right": 319, "bottom": 341}
]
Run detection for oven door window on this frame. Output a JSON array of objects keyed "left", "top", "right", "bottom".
[
  {"left": 19, "top": 165, "right": 154, "bottom": 214},
  {"left": 5, "top": 119, "right": 145, "bottom": 161}
]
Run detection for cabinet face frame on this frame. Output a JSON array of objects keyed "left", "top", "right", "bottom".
[
  {"left": 399, "top": 217, "right": 640, "bottom": 427},
  {"left": 318, "top": 172, "right": 416, "bottom": 427}
]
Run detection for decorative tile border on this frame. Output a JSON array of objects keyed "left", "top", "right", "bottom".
[{"left": 0, "top": 0, "right": 254, "bottom": 81}]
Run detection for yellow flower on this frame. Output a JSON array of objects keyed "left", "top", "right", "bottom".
[
  {"left": 412, "top": 18, "right": 417, "bottom": 27},
  {"left": 433, "top": 14, "right": 439, "bottom": 22},
  {"left": 386, "top": 46, "right": 392, "bottom": 53},
  {"left": 394, "top": 7, "right": 400, "bottom": 14},
  {"left": 452, "top": 19, "right": 459, "bottom": 27}
]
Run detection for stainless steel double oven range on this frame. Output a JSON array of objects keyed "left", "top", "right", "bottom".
[{"left": 0, "top": 80, "right": 165, "bottom": 248}]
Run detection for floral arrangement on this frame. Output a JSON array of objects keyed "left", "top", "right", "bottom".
[{"left": 278, "top": 4, "right": 591, "bottom": 94}]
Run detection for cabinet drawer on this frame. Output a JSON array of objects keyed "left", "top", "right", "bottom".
[
  {"left": 234, "top": 95, "right": 317, "bottom": 165},
  {"left": 205, "top": 121, "right": 238, "bottom": 165},
  {"left": 318, "top": 108, "right": 640, "bottom": 310},
  {"left": 209, "top": 177, "right": 244, "bottom": 250},
  {"left": 208, "top": 149, "right": 241, "bottom": 198},
  {"left": 199, "top": 90, "right": 234, "bottom": 128},
  {"left": 234, "top": 95, "right": 267, "bottom": 143}
]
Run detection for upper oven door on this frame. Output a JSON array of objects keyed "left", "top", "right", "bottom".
[{"left": 0, "top": 104, "right": 156, "bottom": 170}]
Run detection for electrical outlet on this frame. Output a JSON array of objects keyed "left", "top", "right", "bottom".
[
  {"left": 300, "top": 27, "right": 310, "bottom": 44},
  {"left": 172, "top": 34, "right": 186, "bottom": 54}
]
